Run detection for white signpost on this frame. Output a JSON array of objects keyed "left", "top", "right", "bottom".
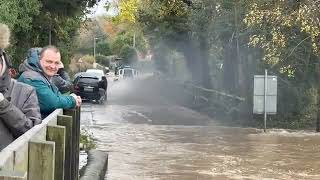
[{"left": 253, "top": 69, "right": 277, "bottom": 132}]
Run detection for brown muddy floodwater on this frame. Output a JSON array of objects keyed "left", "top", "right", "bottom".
[
  {"left": 80, "top": 78, "right": 320, "bottom": 180},
  {"left": 82, "top": 105, "right": 320, "bottom": 180}
]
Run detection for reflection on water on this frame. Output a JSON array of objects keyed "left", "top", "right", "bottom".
[{"left": 88, "top": 123, "right": 320, "bottom": 180}]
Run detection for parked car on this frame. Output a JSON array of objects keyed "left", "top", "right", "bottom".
[
  {"left": 73, "top": 72, "right": 86, "bottom": 79},
  {"left": 73, "top": 72, "right": 106, "bottom": 104},
  {"left": 86, "top": 69, "right": 105, "bottom": 80}
]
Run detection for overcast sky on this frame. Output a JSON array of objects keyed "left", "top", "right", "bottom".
[{"left": 87, "top": 0, "right": 118, "bottom": 17}]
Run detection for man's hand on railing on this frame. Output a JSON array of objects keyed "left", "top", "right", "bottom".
[
  {"left": 70, "top": 93, "right": 82, "bottom": 107},
  {"left": 76, "top": 96, "right": 82, "bottom": 107}
]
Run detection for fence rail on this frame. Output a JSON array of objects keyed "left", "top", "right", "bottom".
[
  {"left": 153, "top": 77, "right": 246, "bottom": 117},
  {"left": 0, "top": 107, "right": 81, "bottom": 180}
]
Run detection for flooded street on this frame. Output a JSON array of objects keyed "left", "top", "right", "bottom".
[{"left": 81, "top": 77, "right": 320, "bottom": 180}]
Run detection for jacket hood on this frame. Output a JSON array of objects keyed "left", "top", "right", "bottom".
[
  {"left": 0, "top": 50, "right": 11, "bottom": 93},
  {"left": 0, "top": 23, "right": 12, "bottom": 93},
  {"left": 18, "top": 61, "right": 28, "bottom": 74},
  {"left": 0, "top": 23, "right": 10, "bottom": 49},
  {"left": 20, "top": 48, "right": 43, "bottom": 73}
]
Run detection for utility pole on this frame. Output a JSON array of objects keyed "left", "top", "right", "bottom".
[
  {"left": 133, "top": 33, "right": 136, "bottom": 48},
  {"left": 316, "top": 63, "right": 320, "bottom": 132},
  {"left": 49, "top": 24, "right": 52, "bottom": 45},
  {"left": 93, "top": 37, "right": 98, "bottom": 68},
  {"left": 264, "top": 69, "right": 268, "bottom": 132}
]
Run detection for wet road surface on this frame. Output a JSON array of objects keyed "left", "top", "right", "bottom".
[{"left": 81, "top": 77, "right": 320, "bottom": 180}]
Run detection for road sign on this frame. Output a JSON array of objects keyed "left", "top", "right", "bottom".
[
  {"left": 253, "top": 70, "right": 277, "bottom": 132},
  {"left": 253, "top": 75, "right": 277, "bottom": 114}
]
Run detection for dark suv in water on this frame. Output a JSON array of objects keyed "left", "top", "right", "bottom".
[{"left": 73, "top": 72, "right": 107, "bottom": 104}]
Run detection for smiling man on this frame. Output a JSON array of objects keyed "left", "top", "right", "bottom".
[
  {"left": 40, "top": 47, "right": 62, "bottom": 77},
  {"left": 18, "top": 46, "right": 82, "bottom": 117}
]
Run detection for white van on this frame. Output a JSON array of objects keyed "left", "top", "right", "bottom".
[{"left": 115, "top": 67, "right": 138, "bottom": 81}]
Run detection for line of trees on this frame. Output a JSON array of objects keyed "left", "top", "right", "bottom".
[
  {"left": 74, "top": 15, "right": 148, "bottom": 67},
  {"left": 3, "top": 0, "right": 319, "bottom": 129},
  {"left": 115, "top": 0, "right": 320, "bottom": 129},
  {"left": 0, "top": 0, "right": 100, "bottom": 67}
]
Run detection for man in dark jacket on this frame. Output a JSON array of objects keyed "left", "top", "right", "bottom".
[
  {"left": 51, "top": 63, "right": 73, "bottom": 94},
  {"left": 0, "top": 23, "right": 42, "bottom": 150}
]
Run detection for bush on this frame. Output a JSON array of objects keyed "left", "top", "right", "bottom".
[
  {"left": 96, "top": 41, "right": 112, "bottom": 56},
  {"left": 81, "top": 55, "right": 95, "bottom": 64},
  {"left": 80, "top": 128, "right": 96, "bottom": 150},
  {"left": 265, "top": 84, "right": 317, "bottom": 129},
  {"left": 96, "top": 55, "right": 110, "bottom": 67},
  {"left": 111, "top": 32, "right": 133, "bottom": 55},
  {"left": 119, "top": 45, "right": 138, "bottom": 65}
]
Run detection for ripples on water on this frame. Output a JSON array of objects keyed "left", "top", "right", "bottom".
[
  {"left": 84, "top": 122, "right": 320, "bottom": 180},
  {"left": 79, "top": 79, "right": 320, "bottom": 179}
]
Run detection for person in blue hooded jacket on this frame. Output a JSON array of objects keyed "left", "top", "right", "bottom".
[{"left": 18, "top": 46, "right": 82, "bottom": 118}]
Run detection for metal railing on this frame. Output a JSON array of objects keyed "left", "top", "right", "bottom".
[{"left": 153, "top": 75, "right": 246, "bottom": 116}]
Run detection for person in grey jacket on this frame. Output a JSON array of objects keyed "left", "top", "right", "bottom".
[
  {"left": 51, "top": 63, "right": 73, "bottom": 94},
  {"left": 0, "top": 23, "right": 42, "bottom": 151}
]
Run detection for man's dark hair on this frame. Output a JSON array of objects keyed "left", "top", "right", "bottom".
[{"left": 39, "top": 45, "right": 60, "bottom": 59}]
